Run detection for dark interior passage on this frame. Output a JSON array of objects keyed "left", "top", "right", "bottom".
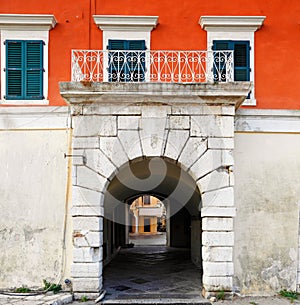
[{"left": 102, "top": 243, "right": 204, "bottom": 303}]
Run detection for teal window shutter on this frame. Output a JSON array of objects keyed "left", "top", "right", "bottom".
[
  {"left": 6, "top": 41, "right": 22, "bottom": 98},
  {"left": 26, "top": 41, "right": 44, "bottom": 99},
  {"left": 108, "top": 39, "right": 146, "bottom": 82},
  {"left": 213, "top": 40, "right": 250, "bottom": 82},
  {"left": 6, "top": 40, "right": 44, "bottom": 100}
]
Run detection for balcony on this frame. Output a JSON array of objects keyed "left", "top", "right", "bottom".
[{"left": 71, "top": 50, "right": 234, "bottom": 83}]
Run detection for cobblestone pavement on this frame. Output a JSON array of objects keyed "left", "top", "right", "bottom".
[{"left": 0, "top": 292, "right": 73, "bottom": 305}]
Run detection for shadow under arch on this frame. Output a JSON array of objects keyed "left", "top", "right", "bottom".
[{"left": 102, "top": 156, "right": 203, "bottom": 266}]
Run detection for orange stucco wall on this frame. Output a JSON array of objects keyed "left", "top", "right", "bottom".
[{"left": 1, "top": 0, "right": 299, "bottom": 109}]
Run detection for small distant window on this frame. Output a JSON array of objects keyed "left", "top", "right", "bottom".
[
  {"left": 107, "top": 39, "right": 146, "bottom": 82},
  {"left": 5, "top": 40, "right": 44, "bottom": 100},
  {"left": 143, "top": 195, "right": 151, "bottom": 205}
]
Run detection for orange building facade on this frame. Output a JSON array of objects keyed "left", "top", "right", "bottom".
[
  {"left": 0, "top": 0, "right": 299, "bottom": 109},
  {"left": 0, "top": 0, "right": 300, "bottom": 301}
]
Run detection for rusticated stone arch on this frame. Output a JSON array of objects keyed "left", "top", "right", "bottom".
[{"left": 60, "top": 81, "right": 250, "bottom": 298}]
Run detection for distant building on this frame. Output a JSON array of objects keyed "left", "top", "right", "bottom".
[{"left": 129, "top": 195, "right": 166, "bottom": 234}]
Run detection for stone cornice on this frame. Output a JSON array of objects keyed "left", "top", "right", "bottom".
[
  {"left": 93, "top": 15, "right": 159, "bottom": 32},
  {"left": 199, "top": 16, "right": 266, "bottom": 32},
  {"left": 0, "top": 14, "right": 57, "bottom": 31},
  {"left": 59, "top": 82, "right": 251, "bottom": 109}
]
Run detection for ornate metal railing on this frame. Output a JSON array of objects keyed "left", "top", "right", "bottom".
[{"left": 72, "top": 50, "right": 234, "bottom": 83}]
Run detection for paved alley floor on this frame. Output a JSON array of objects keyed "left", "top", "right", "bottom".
[{"left": 101, "top": 243, "right": 205, "bottom": 303}]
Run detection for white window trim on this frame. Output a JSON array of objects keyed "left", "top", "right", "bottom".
[
  {"left": 199, "top": 16, "right": 265, "bottom": 106},
  {"left": 0, "top": 14, "right": 57, "bottom": 105},
  {"left": 93, "top": 15, "right": 158, "bottom": 82}
]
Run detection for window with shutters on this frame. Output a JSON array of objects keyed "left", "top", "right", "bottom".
[
  {"left": 200, "top": 15, "right": 266, "bottom": 106},
  {"left": 108, "top": 39, "right": 146, "bottom": 82},
  {"left": 213, "top": 40, "right": 250, "bottom": 82},
  {"left": 5, "top": 40, "right": 44, "bottom": 100},
  {"left": 0, "top": 14, "right": 56, "bottom": 105}
]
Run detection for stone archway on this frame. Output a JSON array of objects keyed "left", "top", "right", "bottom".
[
  {"left": 102, "top": 157, "right": 202, "bottom": 265},
  {"left": 60, "top": 81, "right": 250, "bottom": 298}
]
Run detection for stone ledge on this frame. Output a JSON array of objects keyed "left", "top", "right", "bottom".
[{"left": 60, "top": 81, "right": 251, "bottom": 108}]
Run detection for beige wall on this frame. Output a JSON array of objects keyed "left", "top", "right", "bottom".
[
  {"left": 234, "top": 132, "right": 300, "bottom": 294},
  {"left": 0, "top": 129, "right": 71, "bottom": 288}
]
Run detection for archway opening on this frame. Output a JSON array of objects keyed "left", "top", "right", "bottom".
[
  {"left": 102, "top": 157, "right": 203, "bottom": 299},
  {"left": 128, "top": 195, "right": 167, "bottom": 246}
]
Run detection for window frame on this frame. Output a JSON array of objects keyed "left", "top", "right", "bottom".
[
  {"left": 108, "top": 39, "right": 146, "bottom": 82},
  {"left": 93, "top": 15, "right": 158, "bottom": 82},
  {"left": 212, "top": 40, "right": 250, "bottom": 82},
  {"left": 0, "top": 14, "right": 56, "bottom": 105},
  {"left": 199, "top": 16, "right": 265, "bottom": 106},
  {"left": 5, "top": 39, "right": 44, "bottom": 100}
]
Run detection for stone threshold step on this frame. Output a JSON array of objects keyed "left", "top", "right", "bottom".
[{"left": 100, "top": 299, "right": 211, "bottom": 305}]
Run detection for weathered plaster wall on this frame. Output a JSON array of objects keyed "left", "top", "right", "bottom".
[
  {"left": 0, "top": 130, "right": 70, "bottom": 288},
  {"left": 234, "top": 132, "right": 300, "bottom": 294}
]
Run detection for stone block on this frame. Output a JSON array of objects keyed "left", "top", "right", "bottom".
[
  {"left": 86, "top": 232, "right": 103, "bottom": 247},
  {"left": 73, "top": 247, "right": 102, "bottom": 263},
  {"left": 118, "top": 130, "right": 142, "bottom": 160},
  {"left": 202, "top": 246, "right": 233, "bottom": 262},
  {"left": 229, "top": 170, "right": 234, "bottom": 186},
  {"left": 99, "top": 137, "right": 128, "bottom": 168},
  {"left": 202, "top": 262, "right": 234, "bottom": 277},
  {"left": 74, "top": 292, "right": 101, "bottom": 300},
  {"left": 221, "top": 106, "right": 235, "bottom": 116},
  {"left": 171, "top": 105, "right": 205, "bottom": 115},
  {"left": 73, "top": 231, "right": 103, "bottom": 247},
  {"left": 118, "top": 116, "right": 140, "bottom": 130},
  {"left": 71, "top": 262, "right": 102, "bottom": 278},
  {"left": 201, "top": 207, "right": 236, "bottom": 217},
  {"left": 73, "top": 217, "right": 103, "bottom": 231},
  {"left": 202, "top": 232, "right": 234, "bottom": 247},
  {"left": 197, "top": 169, "right": 230, "bottom": 193},
  {"left": 73, "top": 137, "right": 99, "bottom": 149},
  {"left": 191, "top": 116, "right": 234, "bottom": 138},
  {"left": 141, "top": 105, "right": 171, "bottom": 117},
  {"left": 83, "top": 104, "right": 141, "bottom": 115},
  {"left": 169, "top": 116, "right": 190, "bottom": 129},
  {"left": 202, "top": 276, "right": 233, "bottom": 290},
  {"left": 202, "top": 217, "right": 233, "bottom": 231},
  {"left": 179, "top": 137, "right": 207, "bottom": 169},
  {"left": 208, "top": 138, "right": 234, "bottom": 150},
  {"left": 202, "top": 187, "right": 234, "bottom": 207},
  {"left": 73, "top": 116, "right": 117, "bottom": 137},
  {"left": 72, "top": 277, "right": 102, "bottom": 292},
  {"left": 222, "top": 150, "right": 234, "bottom": 166},
  {"left": 71, "top": 206, "right": 104, "bottom": 217},
  {"left": 190, "top": 149, "right": 222, "bottom": 179},
  {"left": 76, "top": 166, "right": 108, "bottom": 192},
  {"left": 164, "top": 130, "right": 189, "bottom": 160},
  {"left": 84, "top": 149, "right": 116, "bottom": 179},
  {"left": 72, "top": 186, "right": 104, "bottom": 207},
  {"left": 140, "top": 117, "right": 167, "bottom": 156}
]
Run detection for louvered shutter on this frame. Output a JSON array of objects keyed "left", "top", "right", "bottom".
[
  {"left": 107, "top": 39, "right": 146, "bottom": 82},
  {"left": 6, "top": 41, "right": 22, "bottom": 99},
  {"left": 128, "top": 40, "right": 146, "bottom": 81},
  {"left": 212, "top": 41, "right": 229, "bottom": 81},
  {"left": 6, "top": 40, "right": 43, "bottom": 100},
  {"left": 108, "top": 40, "right": 126, "bottom": 81},
  {"left": 213, "top": 40, "right": 250, "bottom": 82},
  {"left": 233, "top": 42, "right": 250, "bottom": 81},
  {"left": 26, "top": 41, "right": 43, "bottom": 99}
]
